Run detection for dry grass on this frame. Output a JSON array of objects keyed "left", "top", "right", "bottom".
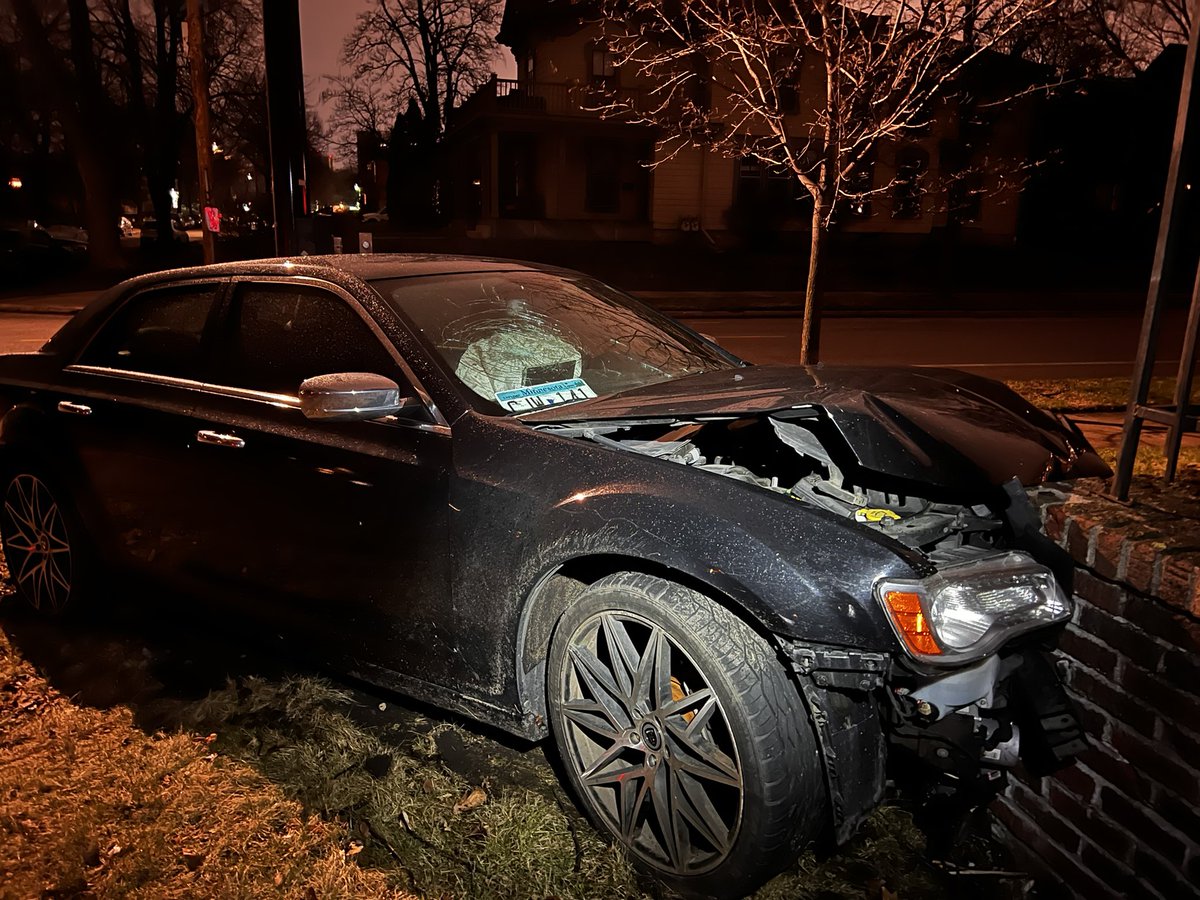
[
  {"left": 0, "top": 629, "right": 415, "bottom": 900},
  {"left": 182, "top": 674, "right": 955, "bottom": 900},
  {"left": 181, "top": 675, "right": 648, "bottom": 900},
  {"left": 0, "top": 613, "right": 968, "bottom": 900},
  {"left": 1003, "top": 376, "right": 1177, "bottom": 411}
]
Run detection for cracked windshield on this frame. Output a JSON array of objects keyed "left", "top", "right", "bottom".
[{"left": 375, "top": 273, "right": 735, "bottom": 413}]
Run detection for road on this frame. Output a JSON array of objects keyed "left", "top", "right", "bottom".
[
  {"left": 0, "top": 314, "right": 67, "bottom": 354},
  {"left": 0, "top": 308, "right": 1191, "bottom": 379}
]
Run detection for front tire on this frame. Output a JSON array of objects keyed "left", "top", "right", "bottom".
[
  {"left": 547, "top": 572, "right": 826, "bottom": 899},
  {"left": 0, "top": 471, "right": 90, "bottom": 615}
]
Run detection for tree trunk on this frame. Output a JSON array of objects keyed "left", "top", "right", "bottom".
[
  {"left": 799, "top": 201, "right": 825, "bottom": 365},
  {"left": 76, "top": 150, "right": 125, "bottom": 271},
  {"left": 148, "top": 0, "right": 180, "bottom": 250},
  {"left": 12, "top": 0, "right": 124, "bottom": 271}
]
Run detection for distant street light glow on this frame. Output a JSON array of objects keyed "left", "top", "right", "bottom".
[{"left": 7, "top": 177, "right": 22, "bottom": 189}]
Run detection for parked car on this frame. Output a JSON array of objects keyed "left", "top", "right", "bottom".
[
  {"left": 0, "top": 256, "right": 1106, "bottom": 898},
  {"left": 139, "top": 218, "right": 190, "bottom": 246},
  {"left": 0, "top": 220, "right": 86, "bottom": 277},
  {"left": 362, "top": 206, "right": 389, "bottom": 224},
  {"left": 0, "top": 221, "right": 53, "bottom": 278},
  {"left": 43, "top": 223, "right": 88, "bottom": 244}
]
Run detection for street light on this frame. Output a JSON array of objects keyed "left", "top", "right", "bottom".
[{"left": 7, "top": 177, "right": 22, "bottom": 190}]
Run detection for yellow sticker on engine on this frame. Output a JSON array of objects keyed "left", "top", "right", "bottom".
[{"left": 854, "top": 508, "right": 902, "bottom": 524}]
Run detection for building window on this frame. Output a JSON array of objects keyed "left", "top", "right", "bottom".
[
  {"left": 949, "top": 171, "right": 984, "bottom": 224},
  {"left": 737, "top": 157, "right": 801, "bottom": 206},
  {"left": 590, "top": 45, "right": 617, "bottom": 88},
  {"left": 842, "top": 157, "right": 875, "bottom": 218},
  {"left": 892, "top": 145, "right": 928, "bottom": 219}
]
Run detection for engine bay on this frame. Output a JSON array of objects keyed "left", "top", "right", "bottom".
[{"left": 539, "top": 410, "right": 1009, "bottom": 554}]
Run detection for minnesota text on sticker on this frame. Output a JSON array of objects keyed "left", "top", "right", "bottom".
[{"left": 496, "top": 378, "right": 598, "bottom": 412}]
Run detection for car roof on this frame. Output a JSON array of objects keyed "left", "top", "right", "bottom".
[{"left": 117, "top": 253, "right": 557, "bottom": 284}]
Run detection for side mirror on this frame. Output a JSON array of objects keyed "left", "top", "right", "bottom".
[{"left": 299, "top": 372, "right": 421, "bottom": 422}]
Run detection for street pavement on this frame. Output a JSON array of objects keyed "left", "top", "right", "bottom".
[{"left": 0, "top": 295, "right": 1194, "bottom": 455}]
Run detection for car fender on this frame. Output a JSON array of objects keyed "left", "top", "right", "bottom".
[{"left": 447, "top": 414, "right": 921, "bottom": 728}]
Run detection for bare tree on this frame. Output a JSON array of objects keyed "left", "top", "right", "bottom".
[
  {"left": 320, "top": 72, "right": 402, "bottom": 164},
  {"left": 1099, "top": 0, "right": 1190, "bottom": 69},
  {"left": 341, "top": 0, "right": 502, "bottom": 140},
  {"left": 1011, "top": 1, "right": 1190, "bottom": 77},
  {"left": 597, "top": 0, "right": 1069, "bottom": 363},
  {"left": 9, "top": 0, "right": 125, "bottom": 268},
  {"left": 95, "top": 0, "right": 184, "bottom": 248}
]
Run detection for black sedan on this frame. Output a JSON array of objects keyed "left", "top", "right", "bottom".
[{"left": 0, "top": 256, "right": 1107, "bottom": 898}]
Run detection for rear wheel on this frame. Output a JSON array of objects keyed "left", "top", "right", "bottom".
[
  {"left": 0, "top": 471, "right": 89, "bottom": 615},
  {"left": 547, "top": 572, "right": 827, "bottom": 899}
]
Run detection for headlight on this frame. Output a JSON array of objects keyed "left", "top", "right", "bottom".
[{"left": 876, "top": 552, "right": 1070, "bottom": 665}]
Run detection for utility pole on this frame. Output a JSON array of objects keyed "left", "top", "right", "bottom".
[
  {"left": 262, "top": 0, "right": 309, "bottom": 256},
  {"left": 185, "top": 0, "right": 216, "bottom": 265}
]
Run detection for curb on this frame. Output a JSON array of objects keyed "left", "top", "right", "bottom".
[{"left": 0, "top": 305, "right": 85, "bottom": 316}]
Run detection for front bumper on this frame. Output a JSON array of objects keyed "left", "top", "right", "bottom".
[{"left": 786, "top": 639, "right": 1086, "bottom": 844}]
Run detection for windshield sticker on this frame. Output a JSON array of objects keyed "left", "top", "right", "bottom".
[{"left": 496, "top": 378, "right": 598, "bottom": 413}]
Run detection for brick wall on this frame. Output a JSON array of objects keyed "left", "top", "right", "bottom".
[{"left": 991, "top": 486, "right": 1200, "bottom": 899}]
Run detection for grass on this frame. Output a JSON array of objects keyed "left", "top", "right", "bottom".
[
  {"left": 0, "top": 601, "right": 992, "bottom": 900},
  {"left": 181, "top": 673, "right": 964, "bottom": 900},
  {"left": 1003, "top": 376, "right": 1177, "bottom": 411},
  {"left": 180, "top": 675, "right": 647, "bottom": 900},
  {"left": 1003, "top": 375, "right": 1200, "bottom": 512},
  {"left": 0, "top": 628, "right": 415, "bottom": 900}
]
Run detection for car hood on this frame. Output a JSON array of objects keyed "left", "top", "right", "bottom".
[{"left": 525, "top": 365, "right": 1111, "bottom": 492}]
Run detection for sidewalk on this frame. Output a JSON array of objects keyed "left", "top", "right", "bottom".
[{"left": 0, "top": 291, "right": 98, "bottom": 315}]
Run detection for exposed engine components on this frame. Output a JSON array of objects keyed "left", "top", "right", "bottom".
[{"left": 546, "top": 412, "right": 1011, "bottom": 554}]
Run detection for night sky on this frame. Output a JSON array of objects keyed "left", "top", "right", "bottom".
[{"left": 297, "top": 0, "right": 515, "bottom": 121}]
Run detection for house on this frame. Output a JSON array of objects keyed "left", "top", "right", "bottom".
[{"left": 445, "top": 0, "right": 1036, "bottom": 245}]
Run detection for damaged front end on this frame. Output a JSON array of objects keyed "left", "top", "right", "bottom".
[{"left": 533, "top": 368, "right": 1103, "bottom": 846}]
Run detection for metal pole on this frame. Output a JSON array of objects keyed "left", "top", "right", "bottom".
[
  {"left": 1164, "top": 262, "right": 1200, "bottom": 480},
  {"left": 262, "top": 0, "right": 308, "bottom": 256},
  {"left": 1111, "top": 2, "right": 1200, "bottom": 500},
  {"left": 185, "top": 0, "right": 215, "bottom": 265}
]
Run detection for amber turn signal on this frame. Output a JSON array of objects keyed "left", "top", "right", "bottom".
[{"left": 882, "top": 590, "right": 942, "bottom": 656}]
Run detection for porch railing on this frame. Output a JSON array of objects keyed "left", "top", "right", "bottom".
[{"left": 454, "top": 77, "right": 649, "bottom": 124}]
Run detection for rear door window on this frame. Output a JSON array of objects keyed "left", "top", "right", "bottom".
[
  {"left": 211, "top": 284, "right": 399, "bottom": 396},
  {"left": 78, "top": 284, "right": 221, "bottom": 380}
]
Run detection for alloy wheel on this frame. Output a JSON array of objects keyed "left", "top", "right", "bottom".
[
  {"left": 3, "top": 474, "right": 72, "bottom": 613},
  {"left": 558, "top": 610, "right": 744, "bottom": 875}
]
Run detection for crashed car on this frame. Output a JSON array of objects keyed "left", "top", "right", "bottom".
[{"left": 0, "top": 256, "right": 1105, "bottom": 898}]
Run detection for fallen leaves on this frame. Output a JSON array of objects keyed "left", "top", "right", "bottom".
[{"left": 452, "top": 787, "right": 487, "bottom": 815}]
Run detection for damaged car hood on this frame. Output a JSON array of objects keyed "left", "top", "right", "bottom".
[{"left": 524, "top": 365, "right": 1110, "bottom": 493}]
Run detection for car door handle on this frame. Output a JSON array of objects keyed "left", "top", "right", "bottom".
[
  {"left": 196, "top": 430, "right": 245, "bottom": 449},
  {"left": 57, "top": 400, "right": 92, "bottom": 416}
]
